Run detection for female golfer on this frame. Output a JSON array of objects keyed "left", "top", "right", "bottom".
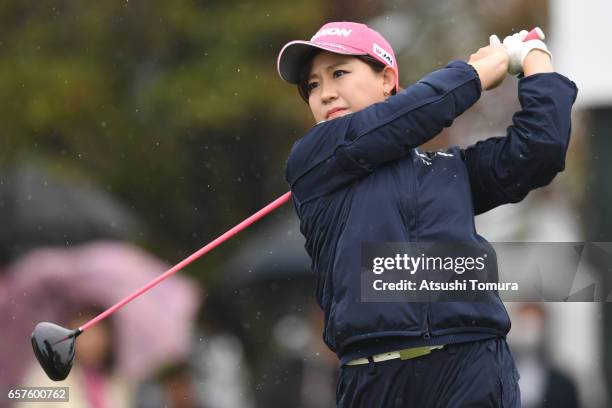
[{"left": 277, "top": 21, "right": 577, "bottom": 407}]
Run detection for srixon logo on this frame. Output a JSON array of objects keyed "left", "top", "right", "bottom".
[{"left": 311, "top": 27, "right": 353, "bottom": 41}]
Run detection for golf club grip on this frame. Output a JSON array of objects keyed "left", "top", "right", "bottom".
[
  {"left": 81, "top": 191, "right": 293, "bottom": 332},
  {"left": 524, "top": 27, "right": 545, "bottom": 42}
]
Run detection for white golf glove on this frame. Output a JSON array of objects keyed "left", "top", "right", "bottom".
[{"left": 503, "top": 29, "right": 552, "bottom": 75}]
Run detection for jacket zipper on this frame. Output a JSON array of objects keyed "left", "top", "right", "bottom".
[
  {"left": 410, "top": 151, "right": 419, "bottom": 241},
  {"left": 423, "top": 303, "right": 432, "bottom": 340},
  {"left": 411, "top": 151, "right": 431, "bottom": 340}
]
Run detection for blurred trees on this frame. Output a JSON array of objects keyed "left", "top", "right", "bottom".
[{"left": 0, "top": 1, "right": 324, "bottom": 278}]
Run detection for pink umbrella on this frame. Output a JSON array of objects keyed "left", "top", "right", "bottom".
[{"left": 0, "top": 241, "right": 200, "bottom": 388}]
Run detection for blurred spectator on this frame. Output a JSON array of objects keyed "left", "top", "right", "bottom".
[
  {"left": 256, "top": 300, "right": 338, "bottom": 408},
  {"left": 508, "top": 303, "right": 580, "bottom": 408},
  {"left": 19, "top": 307, "right": 133, "bottom": 407},
  {"left": 137, "top": 293, "right": 254, "bottom": 408},
  {"left": 137, "top": 360, "right": 201, "bottom": 408},
  {"left": 0, "top": 241, "right": 200, "bottom": 407},
  {"left": 190, "top": 325, "right": 254, "bottom": 408}
]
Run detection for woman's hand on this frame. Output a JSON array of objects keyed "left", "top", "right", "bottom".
[
  {"left": 522, "top": 50, "right": 553, "bottom": 76},
  {"left": 467, "top": 36, "right": 509, "bottom": 91}
]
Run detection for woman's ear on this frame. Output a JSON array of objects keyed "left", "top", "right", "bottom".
[{"left": 382, "top": 66, "right": 398, "bottom": 95}]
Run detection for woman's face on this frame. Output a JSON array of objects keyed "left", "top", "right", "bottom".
[{"left": 306, "top": 51, "right": 395, "bottom": 123}]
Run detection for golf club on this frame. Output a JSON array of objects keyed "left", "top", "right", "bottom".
[{"left": 32, "top": 191, "right": 292, "bottom": 381}]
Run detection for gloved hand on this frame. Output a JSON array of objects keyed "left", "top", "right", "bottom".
[{"left": 502, "top": 29, "right": 552, "bottom": 75}]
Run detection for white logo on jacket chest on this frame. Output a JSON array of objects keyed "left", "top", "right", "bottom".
[{"left": 415, "top": 150, "right": 454, "bottom": 166}]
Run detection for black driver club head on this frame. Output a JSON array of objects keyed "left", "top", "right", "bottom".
[{"left": 31, "top": 322, "right": 81, "bottom": 381}]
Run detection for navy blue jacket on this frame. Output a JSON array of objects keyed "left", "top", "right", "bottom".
[{"left": 285, "top": 61, "right": 578, "bottom": 363}]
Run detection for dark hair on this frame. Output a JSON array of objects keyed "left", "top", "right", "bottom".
[{"left": 297, "top": 51, "right": 397, "bottom": 103}]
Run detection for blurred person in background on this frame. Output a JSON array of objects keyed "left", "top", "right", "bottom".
[
  {"left": 190, "top": 293, "right": 254, "bottom": 408},
  {"left": 137, "top": 360, "right": 201, "bottom": 408},
  {"left": 7, "top": 241, "right": 235, "bottom": 408},
  {"left": 159, "top": 361, "right": 201, "bottom": 408},
  {"left": 136, "top": 292, "right": 254, "bottom": 408},
  {"left": 19, "top": 307, "right": 133, "bottom": 408},
  {"left": 2, "top": 241, "right": 199, "bottom": 408},
  {"left": 256, "top": 300, "right": 338, "bottom": 408},
  {"left": 508, "top": 303, "right": 580, "bottom": 408}
]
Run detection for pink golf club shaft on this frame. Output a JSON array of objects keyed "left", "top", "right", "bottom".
[{"left": 80, "top": 191, "right": 292, "bottom": 332}]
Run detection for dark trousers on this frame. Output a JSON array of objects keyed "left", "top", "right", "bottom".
[{"left": 336, "top": 337, "right": 521, "bottom": 408}]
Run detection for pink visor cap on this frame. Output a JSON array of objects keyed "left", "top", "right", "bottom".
[{"left": 277, "top": 22, "right": 399, "bottom": 92}]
